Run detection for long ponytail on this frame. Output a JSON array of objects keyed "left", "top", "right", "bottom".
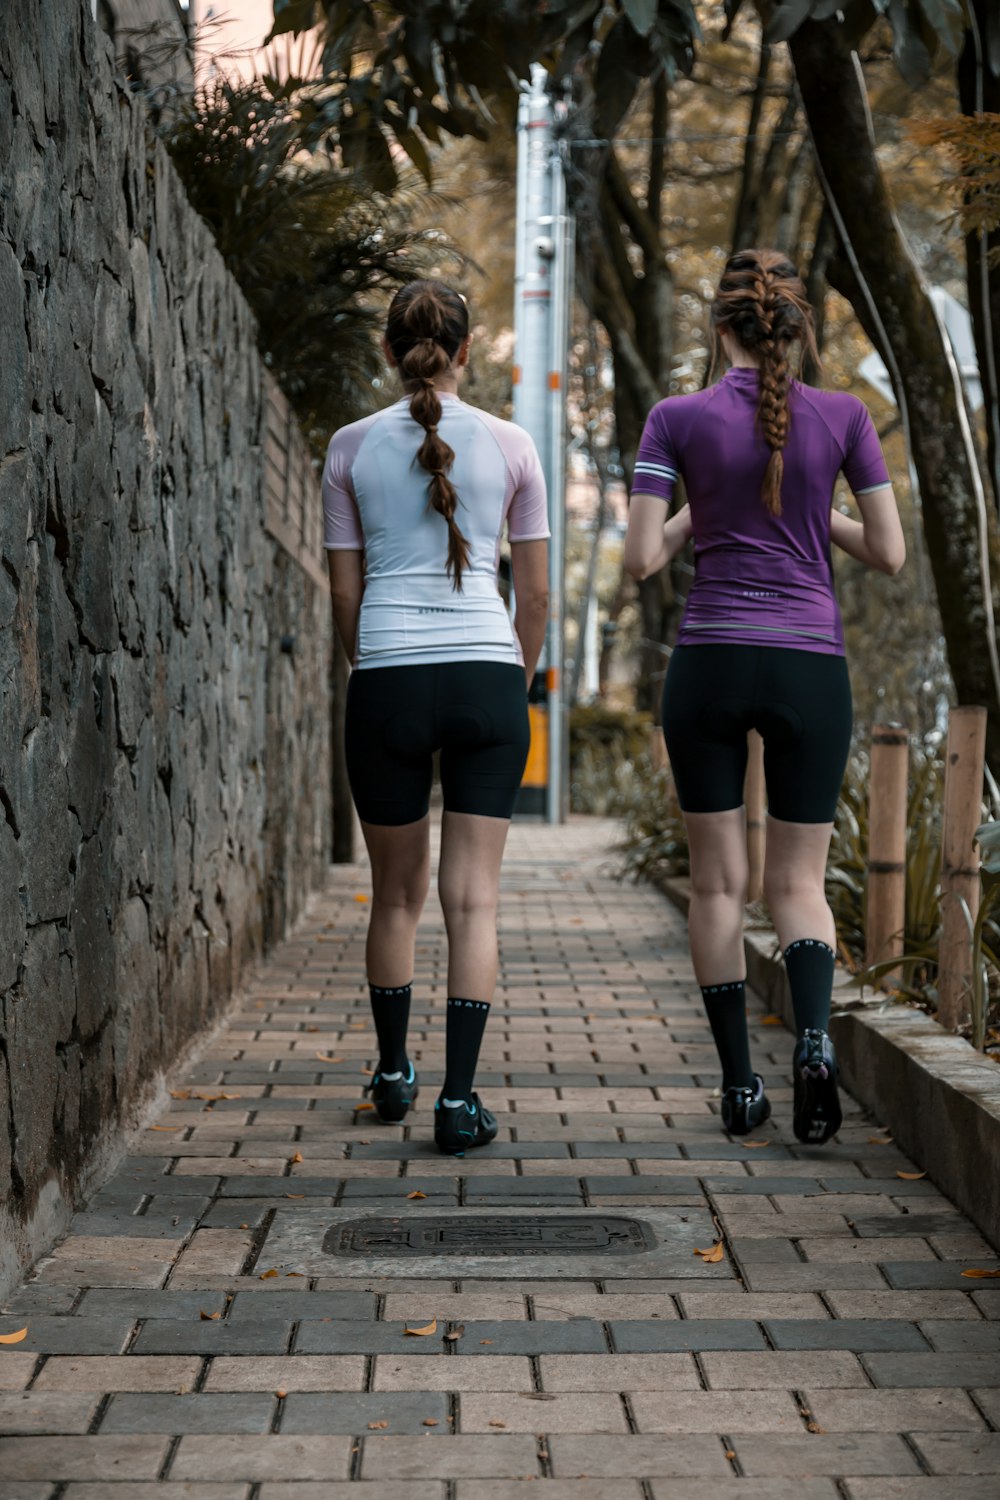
[
  {"left": 712, "top": 250, "right": 820, "bottom": 516},
  {"left": 386, "top": 281, "right": 471, "bottom": 588}
]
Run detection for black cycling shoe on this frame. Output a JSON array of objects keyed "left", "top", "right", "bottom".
[
  {"left": 434, "top": 1092, "right": 498, "bottom": 1157},
  {"left": 793, "top": 1028, "right": 842, "bottom": 1144},
  {"left": 365, "top": 1061, "right": 419, "bottom": 1124},
  {"left": 721, "top": 1073, "right": 771, "bottom": 1136}
]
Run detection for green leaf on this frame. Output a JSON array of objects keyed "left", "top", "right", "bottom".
[{"left": 622, "top": 0, "right": 658, "bottom": 37}]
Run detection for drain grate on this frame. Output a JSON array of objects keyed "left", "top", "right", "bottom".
[{"left": 323, "top": 1214, "right": 655, "bottom": 1258}]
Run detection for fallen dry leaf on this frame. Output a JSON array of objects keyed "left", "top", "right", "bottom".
[
  {"left": 284, "top": 1193, "right": 305, "bottom": 1200},
  {"left": 962, "top": 1268, "right": 1000, "bottom": 1279},
  {"left": 290, "top": 1152, "right": 304, "bottom": 1164},
  {"left": 199, "top": 1310, "right": 221, "bottom": 1321},
  {"left": 759, "top": 1015, "right": 784, "bottom": 1025},
  {"left": 259, "top": 1269, "right": 280, "bottom": 1280},
  {"left": 193, "top": 1091, "right": 241, "bottom": 1102},
  {"left": 693, "top": 1243, "right": 725, "bottom": 1263},
  {"left": 0, "top": 1328, "right": 28, "bottom": 1345},
  {"left": 275, "top": 1389, "right": 287, "bottom": 1398},
  {"left": 480, "top": 1338, "right": 494, "bottom": 1345},
  {"left": 443, "top": 1324, "right": 466, "bottom": 1343},
  {"left": 489, "top": 1419, "right": 507, "bottom": 1428},
  {"left": 149, "top": 1126, "right": 179, "bottom": 1132},
  {"left": 806, "top": 1421, "right": 825, "bottom": 1433},
  {"left": 315, "top": 1054, "right": 344, "bottom": 1063},
  {"left": 355, "top": 1102, "right": 375, "bottom": 1112},
  {"left": 423, "top": 1418, "right": 439, "bottom": 1426},
  {"left": 724, "top": 1449, "right": 736, "bottom": 1460},
  {"left": 868, "top": 1135, "right": 893, "bottom": 1145},
  {"left": 896, "top": 1171, "right": 926, "bottom": 1181},
  {"left": 367, "top": 1420, "right": 388, "bottom": 1430},
  {"left": 407, "top": 1190, "right": 428, "bottom": 1200},
  {"left": 170, "top": 1090, "right": 192, "bottom": 1099},
  {"left": 404, "top": 1319, "right": 438, "bottom": 1337},
  {"left": 354, "top": 894, "right": 369, "bottom": 903},
  {"left": 741, "top": 1140, "right": 770, "bottom": 1149},
  {"left": 361, "top": 1068, "right": 374, "bottom": 1076}
]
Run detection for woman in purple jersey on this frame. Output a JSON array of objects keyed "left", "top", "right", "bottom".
[{"left": 624, "top": 249, "right": 904, "bottom": 1141}]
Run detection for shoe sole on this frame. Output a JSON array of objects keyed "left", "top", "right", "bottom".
[
  {"left": 794, "top": 1070, "right": 842, "bottom": 1144},
  {"left": 435, "top": 1120, "right": 498, "bottom": 1157},
  {"left": 723, "top": 1095, "right": 772, "bottom": 1136}
]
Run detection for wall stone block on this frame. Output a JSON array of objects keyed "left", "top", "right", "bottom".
[{"left": 0, "top": 0, "right": 332, "bottom": 1294}]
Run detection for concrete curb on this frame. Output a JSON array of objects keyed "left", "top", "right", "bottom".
[{"left": 656, "top": 874, "right": 1000, "bottom": 1251}]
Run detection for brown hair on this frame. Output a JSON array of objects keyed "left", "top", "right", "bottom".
[
  {"left": 385, "top": 280, "right": 471, "bottom": 589},
  {"left": 711, "top": 249, "right": 820, "bottom": 516}
]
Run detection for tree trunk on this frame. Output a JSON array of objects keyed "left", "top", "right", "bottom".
[
  {"left": 789, "top": 17, "right": 1000, "bottom": 770},
  {"left": 958, "top": 0, "right": 1000, "bottom": 518}
]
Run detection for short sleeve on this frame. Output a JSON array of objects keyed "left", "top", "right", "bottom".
[
  {"left": 322, "top": 434, "right": 364, "bottom": 550},
  {"left": 506, "top": 431, "right": 550, "bottom": 542},
  {"left": 633, "top": 402, "right": 679, "bottom": 503},
  {"left": 841, "top": 399, "right": 891, "bottom": 495}
]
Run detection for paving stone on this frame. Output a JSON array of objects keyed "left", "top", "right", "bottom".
[
  {"left": 918, "top": 1321, "right": 1000, "bottom": 1352},
  {"left": 0, "top": 1436, "right": 170, "bottom": 1480},
  {"left": 545, "top": 1433, "right": 732, "bottom": 1477},
  {"left": 130, "top": 1320, "right": 293, "bottom": 1355},
  {"left": 764, "top": 1320, "right": 930, "bottom": 1351},
  {"left": 169, "top": 1435, "right": 354, "bottom": 1480},
  {"left": 32, "top": 1356, "right": 203, "bottom": 1392},
  {"left": 460, "top": 1391, "right": 628, "bottom": 1433},
  {"left": 372, "top": 1357, "right": 533, "bottom": 1391},
  {"left": 0, "top": 1317, "right": 136, "bottom": 1355},
  {"left": 609, "top": 1320, "right": 766, "bottom": 1352},
  {"left": 537, "top": 1353, "right": 700, "bottom": 1390},
  {"left": 676, "top": 1293, "right": 825, "bottom": 1319},
  {"left": 169, "top": 1230, "right": 254, "bottom": 1284},
  {"left": 0, "top": 1354, "right": 40, "bottom": 1391},
  {"left": 842, "top": 1482, "right": 993, "bottom": 1500},
  {"left": 911, "top": 1433, "right": 1000, "bottom": 1474},
  {"left": 381, "top": 1295, "right": 528, "bottom": 1323},
  {"left": 862, "top": 1352, "right": 1000, "bottom": 1387},
  {"left": 360, "top": 1434, "right": 542, "bottom": 1478},
  {"left": 75, "top": 1289, "right": 229, "bottom": 1320},
  {"left": 0, "top": 1486, "right": 54, "bottom": 1500},
  {"left": 456, "top": 1484, "right": 644, "bottom": 1500},
  {"left": 630, "top": 1388, "right": 802, "bottom": 1432},
  {"left": 0, "top": 1287, "right": 77, "bottom": 1314},
  {"left": 733, "top": 1433, "right": 921, "bottom": 1476},
  {"left": 62, "top": 1488, "right": 250, "bottom": 1500},
  {"left": 259, "top": 1487, "right": 443, "bottom": 1499},
  {"left": 741, "top": 1264, "right": 889, "bottom": 1291},
  {"left": 0, "top": 1393, "right": 98, "bottom": 1434},
  {"left": 646, "top": 1484, "right": 839, "bottom": 1500},
  {"left": 279, "top": 1391, "right": 450, "bottom": 1433},
  {"left": 798, "top": 1238, "right": 938, "bottom": 1262},
  {"left": 298, "top": 1320, "right": 606, "bottom": 1356},
  {"left": 700, "top": 1350, "right": 869, "bottom": 1388},
  {"left": 203, "top": 1356, "right": 365, "bottom": 1391},
  {"left": 226, "top": 1290, "right": 377, "bottom": 1322},
  {"left": 800, "top": 1387, "right": 986, "bottom": 1431},
  {"left": 99, "top": 1392, "right": 277, "bottom": 1434}
]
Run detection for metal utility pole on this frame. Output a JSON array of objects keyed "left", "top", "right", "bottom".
[{"left": 513, "top": 64, "right": 573, "bottom": 823}]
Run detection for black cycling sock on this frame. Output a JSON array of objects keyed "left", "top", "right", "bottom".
[
  {"left": 784, "top": 939, "right": 836, "bottom": 1036},
  {"left": 369, "top": 982, "right": 412, "bottom": 1074},
  {"left": 442, "top": 997, "right": 490, "bottom": 1103},
  {"left": 700, "top": 980, "right": 754, "bottom": 1092}
]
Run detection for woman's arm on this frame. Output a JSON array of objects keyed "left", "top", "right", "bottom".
[
  {"left": 510, "top": 538, "right": 549, "bottom": 682},
  {"left": 624, "top": 496, "right": 693, "bottom": 580},
  {"left": 328, "top": 549, "right": 365, "bottom": 663},
  {"left": 830, "top": 486, "right": 905, "bottom": 576}
]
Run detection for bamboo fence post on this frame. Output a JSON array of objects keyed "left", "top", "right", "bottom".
[
  {"left": 938, "top": 705, "right": 987, "bottom": 1030},
  {"left": 865, "top": 723, "right": 908, "bottom": 978},
  {"left": 745, "top": 729, "right": 766, "bottom": 904}
]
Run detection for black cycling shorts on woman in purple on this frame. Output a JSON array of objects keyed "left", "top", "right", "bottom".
[{"left": 624, "top": 249, "right": 905, "bottom": 1143}]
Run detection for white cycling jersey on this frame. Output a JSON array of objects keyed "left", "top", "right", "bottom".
[{"left": 322, "top": 394, "right": 549, "bottom": 669}]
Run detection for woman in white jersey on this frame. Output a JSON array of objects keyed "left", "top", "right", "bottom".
[{"left": 323, "top": 281, "right": 550, "bottom": 1155}]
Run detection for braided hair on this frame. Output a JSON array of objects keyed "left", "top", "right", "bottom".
[
  {"left": 385, "top": 280, "right": 472, "bottom": 589},
  {"left": 711, "top": 249, "right": 820, "bottom": 516}
]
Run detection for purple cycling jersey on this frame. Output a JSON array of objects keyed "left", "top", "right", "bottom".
[{"left": 633, "top": 368, "right": 890, "bottom": 655}]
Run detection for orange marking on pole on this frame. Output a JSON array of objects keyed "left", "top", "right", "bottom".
[
  {"left": 548, "top": 371, "right": 561, "bottom": 390},
  {"left": 546, "top": 667, "right": 559, "bottom": 692},
  {"left": 512, "top": 365, "right": 521, "bottom": 385}
]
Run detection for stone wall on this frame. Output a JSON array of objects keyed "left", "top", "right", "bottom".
[{"left": 0, "top": 1, "right": 332, "bottom": 1292}]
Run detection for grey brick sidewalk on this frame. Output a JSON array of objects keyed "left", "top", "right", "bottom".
[{"left": 2, "top": 818, "right": 998, "bottom": 1497}]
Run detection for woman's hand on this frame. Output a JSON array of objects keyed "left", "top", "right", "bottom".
[{"left": 624, "top": 496, "right": 692, "bottom": 580}]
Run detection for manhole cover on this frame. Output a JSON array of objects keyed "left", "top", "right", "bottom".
[{"left": 323, "top": 1214, "right": 655, "bottom": 1258}]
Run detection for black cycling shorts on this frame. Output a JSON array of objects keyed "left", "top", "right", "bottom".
[
  {"left": 345, "top": 661, "right": 530, "bottom": 826},
  {"left": 661, "top": 644, "right": 852, "bottom": 824}
]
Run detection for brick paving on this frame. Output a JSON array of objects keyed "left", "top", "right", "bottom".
[{"left": 2, "top": 817, "right": 999, "bottom": 1496}]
